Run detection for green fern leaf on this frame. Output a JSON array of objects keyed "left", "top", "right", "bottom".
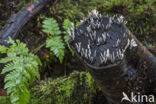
[
  {"left": 46, "top": 36, "right": 65, "bottom": 63},
  {"left": 0, "top": 38, "right": 41, "bottom": 104},
  {"left": 42, "top": 18, "right": 61, "bottom": 35},
  {"left": 0, "top": 57, "right": 14, "bottom": 63},
  {"left": 1, "top": 62, "right": 16, "bottom": 74},
  {"left": 63, "top": 19, "right": 74, "bottom": 56},
  {"left": 63, "top": 19, "right": 73, "bottom": 31},
  {"left": 64, "top": 35, "right": 74, "bottom": 56},
  {"left": 0, "top": 46, "right": 8, "bottom": 53},
  {"left": 4, "top": 80, "right": 16, "bottom": 89},
  {"left": 7, "top": 37, "right": 16, "bottom": 45}
]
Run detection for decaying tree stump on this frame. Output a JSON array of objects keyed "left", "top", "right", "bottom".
[{"left": 69, "top": 10, "right": 156, "bottom": 104}]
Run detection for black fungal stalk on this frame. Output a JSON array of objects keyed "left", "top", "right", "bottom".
[{"left": 69, "top": 10, "right": 156, "bottom": 104}]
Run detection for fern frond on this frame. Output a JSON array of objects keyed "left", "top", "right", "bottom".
[
  {"left": 7, "top": 37, "right": 16, "bottom": 45},
  {"left": 0, "top": 57, "right": 13, "bottom": 63},
  {"left": 64, "top": 35, "right": 74, "bottom": 56},
  {"left": 0, "top": 46, "right": 8, "bottom": 53},
  {"left": 46, "top": 36, "right": 65, "bottom": 63},
  {"left": 42, "top": 18, "right": 61, "bottom": 35},
  {"left": 0, "top": 38, "right": 41, "bottom": 104},
  {"left": 63, "top": 19, "right": 74, "bottom": 56},
  {"left": 42, "top": 18, "right": 74, "bottom": 63},
  {"left": 1, "top": 62, "right": 17, "bottom": 74},
  {"left": 63, "top": 19, "right": 73, "bottom": 31}
]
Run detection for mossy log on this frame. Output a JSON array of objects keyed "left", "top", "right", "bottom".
[{"left": 0, "top": 71, "right": 106, "bottom": 104}]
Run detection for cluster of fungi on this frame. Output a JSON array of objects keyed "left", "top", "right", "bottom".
[{"left": 69, "top": 10, "right": 138, "bottom": 68}]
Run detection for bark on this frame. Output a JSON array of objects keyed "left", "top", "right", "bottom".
[
  {"left": 0, "top": 0, "right": 50, "bottom": 46},
  {"left": 87, "top": 32, "right": 156, "bottom": 104}
]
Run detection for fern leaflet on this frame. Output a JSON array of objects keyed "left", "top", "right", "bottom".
[{"left": 0, "top": 37, "right": 42, "bottom": 104}]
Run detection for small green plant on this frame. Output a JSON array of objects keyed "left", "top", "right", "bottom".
[
  {"left": 63, "top": 19, "right": 74, "bottom": 56},
  {"left": 0, "top": 37, "right": 42, "bottom": 104},
  {"left": 42, "top": 18, "right": 74, "bottom": 63}
]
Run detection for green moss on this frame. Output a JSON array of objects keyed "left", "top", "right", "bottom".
[
  {"left": 46, "top": 0, "right": 155, "bottom": 41},
  {"left": 30, "top": 71, "right": 100, "bottom": 104},
  {"left": 0, "top": 96, "right": 11, "bottom": 104}
]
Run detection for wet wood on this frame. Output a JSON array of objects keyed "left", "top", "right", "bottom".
[{"left": 0, "top": 0, "right": 50, "bottom": 46}]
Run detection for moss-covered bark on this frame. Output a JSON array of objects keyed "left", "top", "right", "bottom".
[{"left": 29, "top": 71, "right": 106, "bottom": 104}]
